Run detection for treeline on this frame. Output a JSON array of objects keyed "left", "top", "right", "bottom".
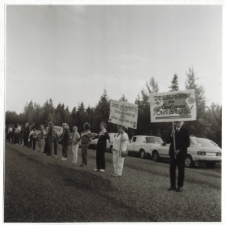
[{"left": 5, "top": 67, "right": 222, "bottom": 147}]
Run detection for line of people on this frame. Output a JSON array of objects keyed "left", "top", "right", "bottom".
[{"left": 6, "top": 120, "right": 129, "bottom": 177}]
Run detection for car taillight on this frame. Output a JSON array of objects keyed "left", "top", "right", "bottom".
[
  {"left": 197, "top": 151, "right": 206, "bottom": 156},
  {"left": 217, "top": 153, "right": 221, "bottom": 156}
]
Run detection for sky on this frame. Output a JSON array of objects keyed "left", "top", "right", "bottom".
[{"left": 5, "top": 5, "right": 222, "bottom": 114}]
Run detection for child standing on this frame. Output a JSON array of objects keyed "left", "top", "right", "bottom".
[
  {"left": 71, "top": 126, "right": 80, "bottom": 164},
  {"left": 53, "top": 129, "right": 59, "bottom": 158},
  {"left": 38, "top": 125, "right": 45, "bottom": 152}
]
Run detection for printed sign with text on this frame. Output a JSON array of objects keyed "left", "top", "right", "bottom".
[{"left": 149, "top": 90, "right": 196, "bottom": 122}]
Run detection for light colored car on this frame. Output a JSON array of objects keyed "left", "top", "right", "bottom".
[
  {"left": 150, "top": 137, "right": 222, "bottom": 168},
  {"left": 127, "top": 135, "right": 164, "bottom": 159}
]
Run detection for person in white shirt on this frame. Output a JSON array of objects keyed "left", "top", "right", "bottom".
[
  {"left": 112, "top": 125, "right": 129, "bottom": 177},
  {"left": 71, "top": 126, "right": 80, "bottom": 164},
  {"left": 16, "top": 123, "right": 21, "bottom": 145}
]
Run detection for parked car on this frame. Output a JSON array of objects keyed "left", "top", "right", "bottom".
[
  {"left": 127, "top": 135, "right": 163, "bottom": 159},
  {"left": 150, "top": 137, "right": 222, "bottom": 168}
]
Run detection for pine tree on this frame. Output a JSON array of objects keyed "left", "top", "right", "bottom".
[
  {"left": 119, "top": 94, "right": 128, "bottom": 102},
  {"left": 185, "top": 67, "right": 207, "bottom": 136},
  {"left": 169, "top": 74, "right": 179, "bottom": 91}
]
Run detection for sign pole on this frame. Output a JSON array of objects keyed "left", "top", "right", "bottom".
[
  {"left": 119, "top": 103, "right": 125, "bottom": 157},
  {"left": 172, "top": 121, "right": 176, "bottom": 159}
]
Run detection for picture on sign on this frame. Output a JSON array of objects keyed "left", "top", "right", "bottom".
[
  {"left": 108, "top": 100, "right": 138, "bottom": 129},
  {"left": 149, "top": 90, "right": 196, "bottom": 122}
]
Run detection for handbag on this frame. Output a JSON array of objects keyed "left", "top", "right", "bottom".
[{"left": 121, "top": 150, "right": 128, "bottom": 157}]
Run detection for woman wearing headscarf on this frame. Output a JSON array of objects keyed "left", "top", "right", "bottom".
[
  {"left": 93, "top": 122, "right": 110, "bottom": 172},
  {"left": 112, "top": 125, "right": 129, "bottom": 177},
  {"left": 61, "top": 123, "right": 71, "bottom": 161}
]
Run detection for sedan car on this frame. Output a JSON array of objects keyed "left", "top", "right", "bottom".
[
  {"left": 127, "top": 135, "right": 164, "bottom": 159},
  {"left": 150, "top": 137, "right": 221, "bottom": 168}
]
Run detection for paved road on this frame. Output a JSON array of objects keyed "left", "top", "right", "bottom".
[{"left": 4, "top": 142, "right": 221, "bottom": 222}]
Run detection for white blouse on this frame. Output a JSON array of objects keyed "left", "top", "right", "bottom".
[{"left": 113, "top": 132, "right": 129, "bottom": 152}]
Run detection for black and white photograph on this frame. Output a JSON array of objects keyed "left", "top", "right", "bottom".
[{"left": 3, "top": 2, "right": 222, "bottom": 222}]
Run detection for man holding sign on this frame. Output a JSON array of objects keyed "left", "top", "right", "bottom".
[
  {"left": 149, "top": 90, "right": 195, "bottom": 192},
  {"left": 166, "top": 121, "right": 190, "bottom": 192}
]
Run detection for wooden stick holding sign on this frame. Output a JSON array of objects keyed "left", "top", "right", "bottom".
[{"left": 172, "top": 121, "right": 176, "bottom": 159}]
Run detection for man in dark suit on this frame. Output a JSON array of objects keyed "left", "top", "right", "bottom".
[{"left": 166, "top": 121, "right": 190, "bottom": 192}]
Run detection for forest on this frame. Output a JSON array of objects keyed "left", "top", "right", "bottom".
[{"left": 5, "top": 68, "right": 222, "bottom": 147}]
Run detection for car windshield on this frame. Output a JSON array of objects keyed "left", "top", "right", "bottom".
[
  {"left": 155, "top": 137, "right": 163, "bottom": 144},
  {"left": 193, "top": 138, "right": 218, "bottom": 147},
  {"left": 145, "top": 137, "right": 163, "bottom": 144}
]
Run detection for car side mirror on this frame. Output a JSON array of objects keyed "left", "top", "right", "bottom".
[{"left": 161, "top": 142, "right": 166, "bottom": 146}]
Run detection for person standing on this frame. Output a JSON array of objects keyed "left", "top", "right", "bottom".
[
  {"left": 19, "top": 125, "right": 24, "bottom": 146},
  {"left": 60, "top": 123, "right": 71, "bottom": 161},
  {"left": 71, "top": 126, "right": 80, "bottom": 164},
  {"left": 53, "top": 129, "right": 59, "bottom": 158},
  {"left": 16, "top": 123, "right": 21, "bottom": 145},
  {"left": 43, "top": 126, "right": 49, "bottom": 154},
  {"left": 79, "top": 123, "right": 92, "bottom": 167},
  {"left": 167, "top": 121, "right": 190, "bottom": 192},
  {"left": 38, "top": 125, "right": 45, "bottom": 152},
  {"left": 112, "top": 125, "right": 129, "bottom": 177},
  {"left": 8, "top": 125, "right": 12, "bottom": 143},
  {"left": 23, "top": 122, "right": 29, "bottom": 147},
  {"left": 93, "top": 122, "right": 110, "bottom": 172},
  {"left": 28, "top": 122, "right": 35, "bottom": 148},
  {"left": 47, "top": 120, "right": 54, "bottom": 156}
]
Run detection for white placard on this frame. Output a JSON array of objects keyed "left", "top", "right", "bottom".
[
  {"left": 109, "top": 100, "right": 138, "bottom": 129},
  {"left": 149, "top": 90, "right": 196, "bottom": 122}
]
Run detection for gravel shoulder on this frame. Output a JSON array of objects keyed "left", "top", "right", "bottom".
[{"left": 4, "top": 143, "right": 221, "bottom": 222}]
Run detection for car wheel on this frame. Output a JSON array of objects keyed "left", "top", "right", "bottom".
[
  {"left": 152, "top": 150, "right": 159, "bottom": 162},
  {"left": 185, "top": 155, "right": 194, "bottom": 168},
  {"left": 205, "top": 162, "right": 216, "bottom": 168},
  {"left": 140, "top": 150, "right": 146, "bottom": 159}
]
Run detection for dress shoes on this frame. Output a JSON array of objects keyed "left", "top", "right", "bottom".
[
  {"left": 167, "top": 186, "right": 176, "bottom": 191},
  {"left": 176, "top": 187, "right": 183, "bottom": 192}
]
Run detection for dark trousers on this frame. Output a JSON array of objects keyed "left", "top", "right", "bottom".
[
  {"left": 48, "top": 136, "right": 53, "bottom": 155},
  {"left": 19, "top": 133, "right": 23, "bottom": 145},
  {"left": 30, "top": 138, "right": 36, "bottom": 150},
  {"left": 81, "top": 144, "right": 89, "bottom": 165},
  {"left": 62, "top": 143, "right": 68, "bottom": 158},
  {"left": 54, "top": 142, "right": 58, "bottom": 155},
  {"left": 96, "top": 148, "right": 106, "bottom": 170},
  {"left": 170, "top": 154, "right": 185, "bottom": 187},
  {"left": 44, "top": 138, "right": 49, "bottom": 153},
  {"left": 15, "top": 133, "right": 19, "bottom": 144},
  {"left": 24, "top": 135, "right": 29, "bottom": 147}
]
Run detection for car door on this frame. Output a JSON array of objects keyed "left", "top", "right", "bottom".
[
  {"left": 127, "top": 136, "right": 136, "bottom": 153},
  {"left": 157, "top": 140, "right": 170, "bottom": 158},
  {"left": 134, "top": 137, "right": 143, "bottom": 153}
]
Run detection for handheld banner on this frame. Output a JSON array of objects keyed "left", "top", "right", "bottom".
[
  {"left": 109, "top": 100, "right": 138, "bottom": 129},
  {"left": 149, "top": 90, "right": 196, "bottom": 122}
]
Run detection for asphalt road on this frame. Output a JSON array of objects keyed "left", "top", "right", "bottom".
[{"left": 4, "top": 142, "right": 221, "bottom": 222}]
